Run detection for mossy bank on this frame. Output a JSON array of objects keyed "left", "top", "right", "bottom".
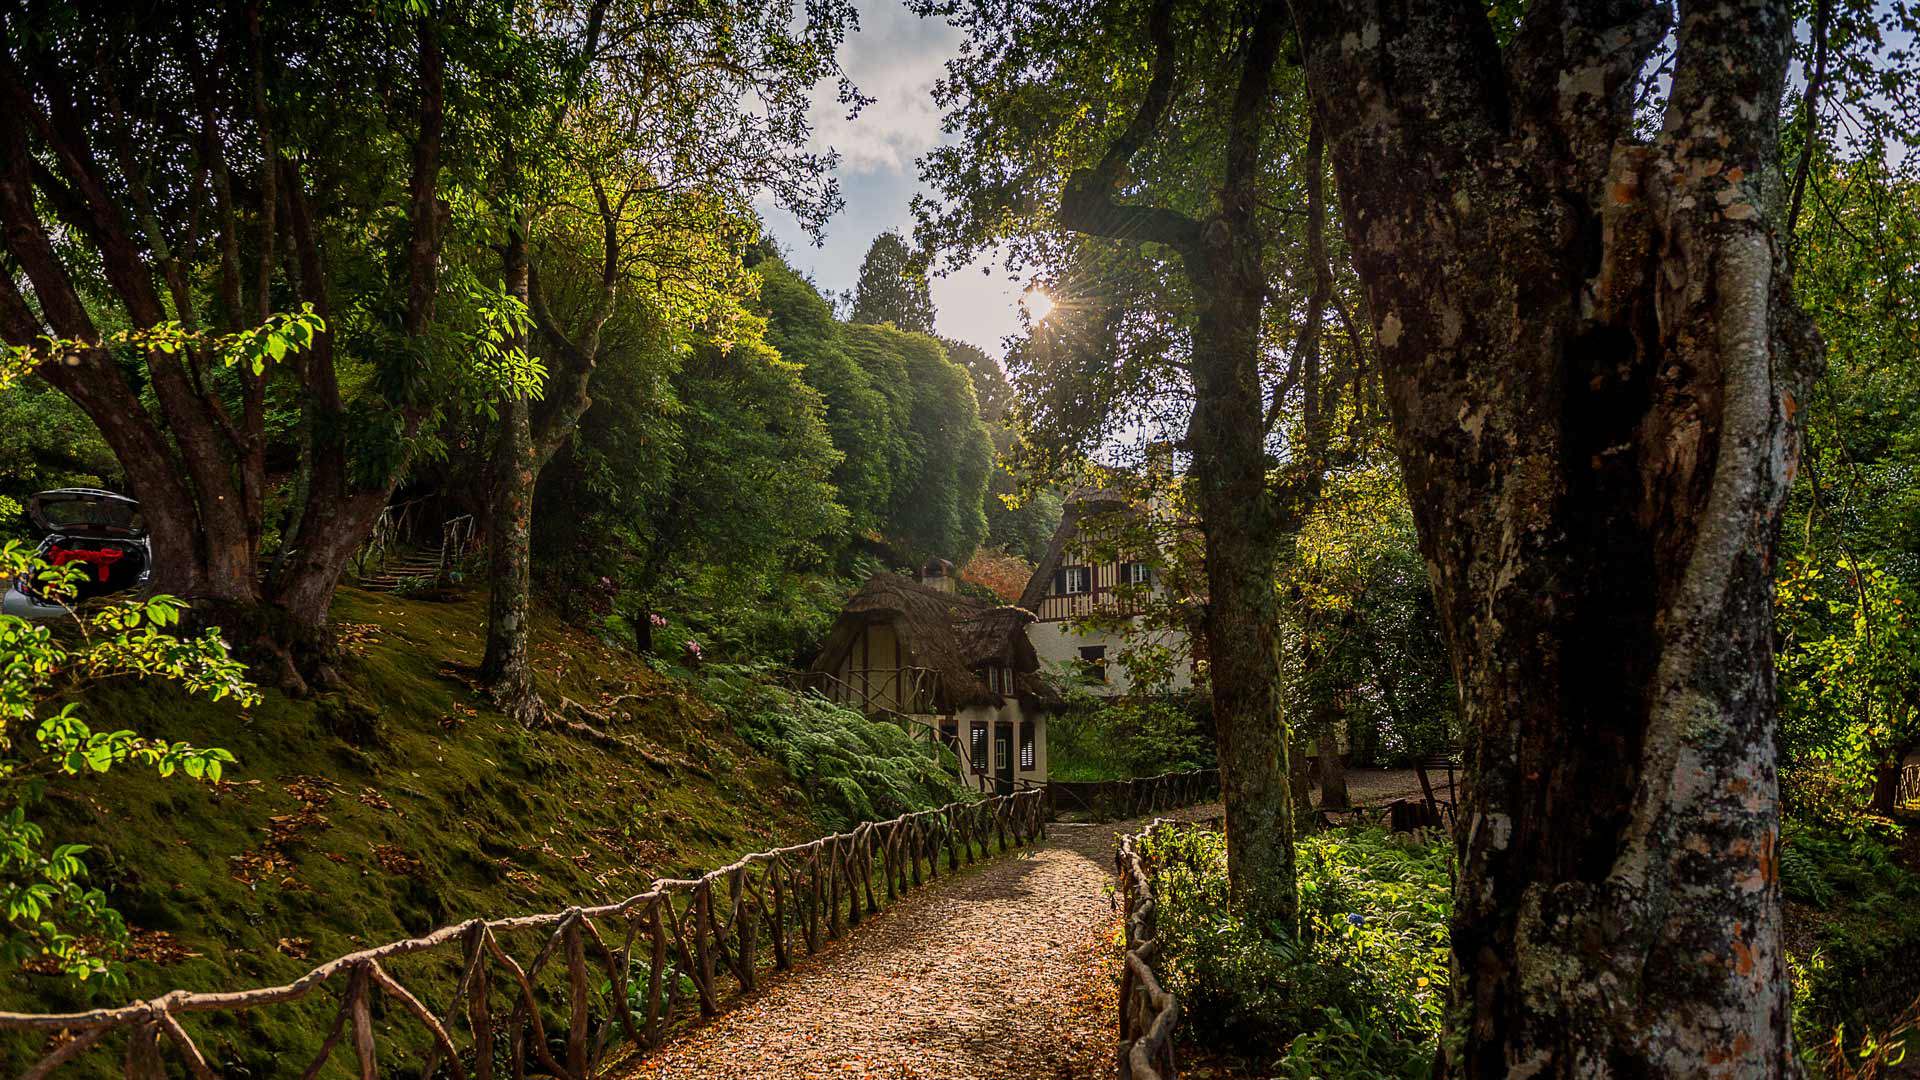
[{"left": 1, "top": 586, "right": 936, "bottom": 1073}]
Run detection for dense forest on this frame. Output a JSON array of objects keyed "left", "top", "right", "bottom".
[{"left": 1, "top": 0, "right": 1917, "bottom": 1076}]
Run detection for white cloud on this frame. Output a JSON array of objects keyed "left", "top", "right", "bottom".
[
  {"left": 765, "top": 2, "right": 1033, "bottom": 364},
  {"left": 811, "top": 2, "right": 960, "bottom": 174}
]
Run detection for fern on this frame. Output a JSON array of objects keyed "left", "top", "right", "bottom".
[
  {"left": 1781, "top": 841, "right": 1836, "bottom": 909},
  {"left": 711, "top": 680, "right": 971, "bottom": 830}
]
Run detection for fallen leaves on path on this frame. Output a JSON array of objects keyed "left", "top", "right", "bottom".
[{"left": 616, "top": 807, "right": 1220, "bottom": 1080}]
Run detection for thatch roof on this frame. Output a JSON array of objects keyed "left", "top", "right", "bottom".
[{"left": 811, "top": 572, "right": 1057, "bottom": 711}]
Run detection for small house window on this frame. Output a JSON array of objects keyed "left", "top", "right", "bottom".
[
  {"left": 1053, "top": 565, "right": 1091, "bottom": 596},
  {"left": 1122, "top": 561, "right": 1152, "bottom": 586},
  {"left": 1020, "top": 727, "right": 1035, "bottom": 770},
  {"left": 970, "top": 724, "right": 989, "bottom": 772},
  {"left": 1079, "top": 644, "right": 1108, "bottom": 683}
]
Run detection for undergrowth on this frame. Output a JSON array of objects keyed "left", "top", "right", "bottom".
[
  {"left": 1047, "top": 689, "right": 1212, "bottom": 782},
  {"left": 1781, "top": 820, "right": 1920, "bottom": 1074},
  {"left": 1139, "top": 824, "right": 1450, "bottom": 1078},
  {"left": 697, "top": 664, "right": 972, "bottom": 829}
]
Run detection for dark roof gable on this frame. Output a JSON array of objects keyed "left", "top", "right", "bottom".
[{"left": 810, "top": 572, "right": 1052, "bottom": 710}]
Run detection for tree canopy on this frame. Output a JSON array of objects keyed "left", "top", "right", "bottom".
[{"left": 849, "top": 231, "right": 936, "bottom": 333}]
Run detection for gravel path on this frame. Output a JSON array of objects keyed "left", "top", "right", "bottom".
[
  {"left": 614, "top": 772, "right": 1427, "bottom": 1080},
  {"left": 617, "top": 804, "right": 1221, "bottom": 1080}
]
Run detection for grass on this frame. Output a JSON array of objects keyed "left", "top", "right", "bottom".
[{"left": 0, "top": 586, "right": 849, "bottom": 1074}]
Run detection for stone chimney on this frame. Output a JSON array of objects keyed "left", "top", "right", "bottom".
[{"left": 919, "top": 557, "right": 956, "bottom": 593}]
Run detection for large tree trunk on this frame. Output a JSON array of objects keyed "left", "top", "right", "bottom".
[
  {"left": 1050, "top": 0, "right": 1302, "bottom": 930},
  {"left": 1190, "top": 243, "right": 1298, "bottom": 931},
  {"left": 1294, "top": 0, "right": 1815, "bottom": 1073}
]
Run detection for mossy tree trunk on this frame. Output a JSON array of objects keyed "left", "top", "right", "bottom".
[
  {"left": 1293, "top": 0, "right": 1818, "bottom": 1071},
  {"left": 482, "top": 225, "right": 544, "bottom": 725},
  {"left": 480, "top": 210, "right": 610, "bottom": 723},
  {"left": 1054, "top": 0, "right": 1303, "bottom": 931}
]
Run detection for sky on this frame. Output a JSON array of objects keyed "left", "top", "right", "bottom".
[{"left": 754, "top": 0, "right": 1027, "bottom": 362}]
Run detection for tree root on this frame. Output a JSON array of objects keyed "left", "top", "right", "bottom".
[{"left": 555, "top": 695, "right": 676, "bottom": 769}]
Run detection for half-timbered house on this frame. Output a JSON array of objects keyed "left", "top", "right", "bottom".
[{"left": 1019, "top": 490, "right": 1196, "bottom": 695}]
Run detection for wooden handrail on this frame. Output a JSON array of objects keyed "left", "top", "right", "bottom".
[
  {"left": 0, "top": 789, "right": 1048, "bottom": 1078},
  {"left": 1046, "top": 769, "right": 1220, "bottom": 823},
  {"left": 1114, "top": 811, "right": 1222, "bottom": 1080}
]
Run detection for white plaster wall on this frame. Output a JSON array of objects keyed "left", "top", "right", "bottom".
[
  {"left": 1027, "top": 618, "right": 1193, "bottom": 696},
  {"left": 946, "top": 701, "right": 1049, "bottom": 784}
]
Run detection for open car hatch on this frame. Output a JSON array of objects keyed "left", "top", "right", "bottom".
[{"left": 27, "top": 488, "right": 145, "bottom": 538}]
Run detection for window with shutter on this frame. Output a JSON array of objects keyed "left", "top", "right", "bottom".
[
  {"left": 970, "top": 725, "right": 989, "bottom": 772},
  {"left": 1079, "top": 644, "right": 1108, "bottom": 682}
]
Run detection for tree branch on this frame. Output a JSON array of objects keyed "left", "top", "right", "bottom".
[
  {"left": 1786, "top": 0, "right": 1832, "bottom": 248},
  {"left": 1057, "top": 0, "right": 1201, "bottom": 252}
]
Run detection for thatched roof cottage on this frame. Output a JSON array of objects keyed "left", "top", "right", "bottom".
[{"left": 807, "top": 563, "right": 1059, "bottom": 792}]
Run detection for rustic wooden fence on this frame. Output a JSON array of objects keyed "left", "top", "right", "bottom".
[
  {"left": 1114, "top": 819, "right": 1188, "bottom": 1080},
  {"left": 1, "top": 789, "right": 1047, "bottom": 1079},
  {"left": 1048, "top": 768, "right": 1219, "bottom": 823}
]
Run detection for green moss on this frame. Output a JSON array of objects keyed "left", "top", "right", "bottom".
[{"left": 1, "top": 587, "right": 835, "bottom": 1073}]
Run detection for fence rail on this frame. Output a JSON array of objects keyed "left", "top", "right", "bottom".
[
  {"left": 794, "top": 667, "right": 942, "bottom": 717},
  {"left": 1115, "top": 820, "right": 1187, "bottom": 1080},
  {"left": 1048, "top": 769, "right": 1220, "bottom": 823},
  {"left": 2, "top": 789, "right": 1048, "bottom": 1079}
]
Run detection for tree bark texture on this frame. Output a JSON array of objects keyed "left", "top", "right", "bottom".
[
  {"left": 0, "top": 12, "right": 446, "bottom": 691},
  {"left": 1292, "top": 0, "right": 1817, "bottom": 1073}
]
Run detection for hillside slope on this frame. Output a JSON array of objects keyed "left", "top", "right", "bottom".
[{"left": 1, "top": 586, "right": 861, "bottom": 1068}]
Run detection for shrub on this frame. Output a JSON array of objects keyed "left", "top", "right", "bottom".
[
  {"left": 707, "top": 675, "right": 971, "bottom": 829},
  {"left": 1048, "top": 689, "right": 1213, "bottom": 781},
  {"left": 1138, "top": 823, "right": 1449, "bottom": 1077}
]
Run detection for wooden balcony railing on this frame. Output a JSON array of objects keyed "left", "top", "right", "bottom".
[
  {"left": 1033, "top": 590, "right": 1151, "bottom": 623},
  {"left": 796, "top": 667, "right": 942, "bottom": 716}
]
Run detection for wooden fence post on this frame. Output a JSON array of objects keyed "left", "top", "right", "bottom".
[
  {"left": 771, "top": 857, "right": 791, "bottom": 971},
  {"left": 564, "top": 916, "right": 591, "bottom": 1079},
  {"left": 693, "top": 883, "right": 717, "bottom": 1016}
]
